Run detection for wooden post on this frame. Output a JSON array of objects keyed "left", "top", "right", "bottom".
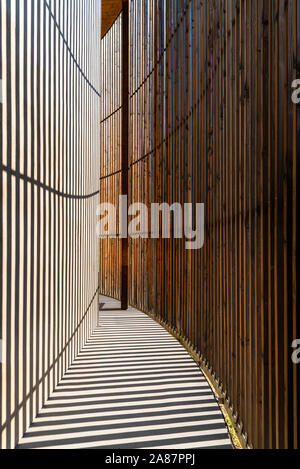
[{"left": 121, "top": 0, "right": 129, "bottom": 310}]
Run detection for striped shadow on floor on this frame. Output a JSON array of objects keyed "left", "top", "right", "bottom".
[{"left": 17, "top": 296, "right": 232, "bottom": 449}]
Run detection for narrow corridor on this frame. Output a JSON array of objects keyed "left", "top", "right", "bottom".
[{"left": 17, "top": 297, "right": 231, "bottom": 450}]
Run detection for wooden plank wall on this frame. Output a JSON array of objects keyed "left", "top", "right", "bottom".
[
  {"left": 0, "top": 0, "right": 101, "bottom": 449},
  {"left": 99, "top": 0, "right": 299, "bottom": 449},
  {"left": 101, "top": 0, "right": 122, "bottom": 38}
]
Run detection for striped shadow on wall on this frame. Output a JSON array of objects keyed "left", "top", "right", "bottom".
[{"left": 0, "top": 0, "right": 101, "bottom": 449}]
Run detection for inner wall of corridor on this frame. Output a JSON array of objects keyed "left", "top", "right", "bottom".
[
  {"left": 0, "top": 0, "right": 101, "bottom": 448},
  {"left": 99, "top": 0, "right": 299, "bottom": 449}
]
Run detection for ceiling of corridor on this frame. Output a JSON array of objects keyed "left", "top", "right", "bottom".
[{"left": 102, "top": 0, "right": 122, "bottom": 38}]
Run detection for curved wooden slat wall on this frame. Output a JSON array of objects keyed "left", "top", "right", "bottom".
[
  {"left": 0, "top": 0, "right": 101, "bottom": 449},
  {"left": 100, "top": 0, "right": 299, "bottom": 449}
]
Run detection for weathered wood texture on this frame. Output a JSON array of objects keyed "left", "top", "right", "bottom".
[
  {"left": 99, "top": 0, "right": 299, "bottom": 449},
  {"left": 0, "top": 0, "right": 101, "bottom": 449}
]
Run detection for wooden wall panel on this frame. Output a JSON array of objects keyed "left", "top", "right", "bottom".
[
  {"left": 0, "top": 0, "right": 101, "bottom": 449},
  {"left": 100, "top": 0, "right": 299, "bottom": 449},
  {"left": 101, "top": 0, "right": 122, "bottom": 38}
]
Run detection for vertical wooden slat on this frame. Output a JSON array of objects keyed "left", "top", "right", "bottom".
[{"left": 120, "top": 0, "right": 129, "bottom": 310}]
